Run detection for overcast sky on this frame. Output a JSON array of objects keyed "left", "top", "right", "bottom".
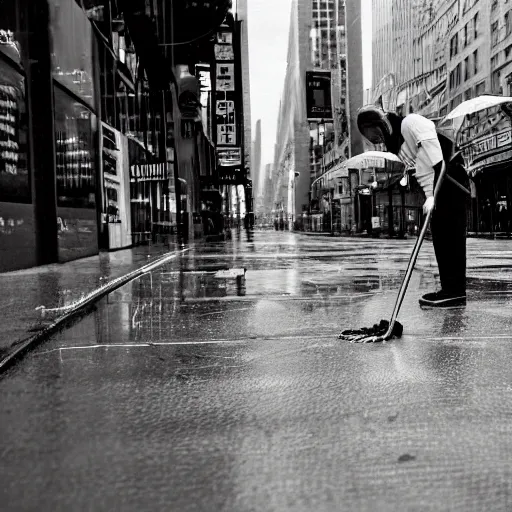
[{"left": 247, "top": 0, "right": 372, "bottom": 167}]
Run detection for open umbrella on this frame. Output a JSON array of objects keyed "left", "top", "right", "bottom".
[
  {"left": 341, "top": 150, "right": 404, "bottom": 172},
  {"left": 437, "top": 95, "right": 512, "bottom": 146}
]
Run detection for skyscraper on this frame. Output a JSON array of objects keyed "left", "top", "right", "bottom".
[
  {"left": 251, "top": 119, "right": 262, "bottom": 205},
  {"left": 236, "top": 0, "right": 252, "bottom": 175},
  {"left": 273, "top": 0, "right": 363, "bottom": 228}
]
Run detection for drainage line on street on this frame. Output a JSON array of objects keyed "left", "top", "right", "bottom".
[{"left": 0, "top": 248, "right": 189, "bottom": 376}]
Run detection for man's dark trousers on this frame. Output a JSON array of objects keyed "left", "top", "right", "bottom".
[{"left": 431, "top": 160, "right": 468, "bottom": 295}]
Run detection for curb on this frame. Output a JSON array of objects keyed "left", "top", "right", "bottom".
[{"left": 0, "top": 248, "right": 189, "bottom": 376}]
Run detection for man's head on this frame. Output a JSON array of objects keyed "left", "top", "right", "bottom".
[{"left": 357, "top": 105, "right": 404, "bottom": 154}]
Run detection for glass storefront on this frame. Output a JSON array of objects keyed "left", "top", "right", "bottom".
[
  {"left": 54, "top": 85, "right": 98, "bottom": 262},
  {"left": 48, "top": 0, "right": 95, "bottom": 108},
  {"left": 0, "top": 57, "right": 29, "bottom": 204},
  {"left": 0, "top": 0, "right": 37, "bottom": 271}
]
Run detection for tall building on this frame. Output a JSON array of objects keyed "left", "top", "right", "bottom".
[
  {"left": 370, "top": 0, "right": 512, "bottom": 237},
  {"left": 0, "top": 0, "right": 234, "bottom": 271},
  {"left": 252, "top": 119, "right": 262, "bottom": 205},
  {"left": 273, "top": 0, "right": 363, "bottom": 229},
  {"left": 262, "top": 163, "right": 274, "bottom": 214},
  {"left": 372, "top": 0, "right": 393, "bottom": 92},
  {"left": 235, "top": 0, "right": 252, "bottom": 199}
]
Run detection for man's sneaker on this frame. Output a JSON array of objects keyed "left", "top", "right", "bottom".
[{"left": 419, "top": 290, "right": 466, "bottom": 307}]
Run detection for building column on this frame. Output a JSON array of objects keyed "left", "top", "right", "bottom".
[{"left": 26, "top": 0, "right": 58, "bottom": 265}]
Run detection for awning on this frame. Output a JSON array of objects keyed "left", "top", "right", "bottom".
[{"left": 460, "top": 128, "right": 512, "bottom": 177}]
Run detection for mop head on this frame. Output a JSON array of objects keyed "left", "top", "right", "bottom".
[{"left": 338, "top": 319, "right": 403, "bottom": 343}]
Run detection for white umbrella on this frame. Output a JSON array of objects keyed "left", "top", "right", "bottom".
[
  {"left": 341, "top": 151, "right": 404, "bottom": 171},
  {"left": 437, "top": 95, "right": 512, "bottom": 145},
  {"left": 444, "top": 95, "right": 512, "bottom": 120}
]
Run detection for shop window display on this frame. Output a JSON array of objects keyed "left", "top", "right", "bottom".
[
  {"left": 54, "top": 86, "right": 96, "bottom": 209},
  {"left": 0, "top": 57, "right": 29, "bottom": 203},
  {"left": 54, "top": 85, "right": 98, "bottom": 262}
]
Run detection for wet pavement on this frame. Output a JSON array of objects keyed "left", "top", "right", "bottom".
[
  {"left": 2, "top": 230, "right": 512, "bottom": 511},
  {"left": 0, "top": 242, "right": 180, "bottom": 357}
]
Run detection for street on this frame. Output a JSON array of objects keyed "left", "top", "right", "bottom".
[{"left": 2, "top": 231, "right": 512, "bottom": 511}]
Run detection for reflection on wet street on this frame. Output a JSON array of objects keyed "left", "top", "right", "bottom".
[{"left": 2, "top": 231, "right": 512, "bottom": 511}]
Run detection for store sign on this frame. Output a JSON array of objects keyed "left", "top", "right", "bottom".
[
  {"left": 217, "top": 32, "right": 232, "bottom": 44},
  {"left": 217, "top": 148, "right": 241, "bottom": 167},
  {"left": 216, "top": 100, "right": 235, "bottom": 118},
  {"left": 217, "top": 124, "right": 236, "bottom": 145},
  {"left": 306, "top": 71, "right": 333, "bottom": 120},
  {"left": 461, "top": 129, "right": 512, "bottom": 176},
  {"left": 130, "top": 163, "right": 171, "bottom": 181},
  {"left": 198, "top": 67, "right": 211, "bottom": 91},
  {"left": 215, "top": 44, "right": 234, "bottom": 60},
  {"left": 457, "top": 106, "right": 510, "bottom": 147},
  {"left": 216, "top": 64, "right": 235, "bottom": 91},
  {"left": 218, "top": 168, "right": 241, "bottom": 184}
]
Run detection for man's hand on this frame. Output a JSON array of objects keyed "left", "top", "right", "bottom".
[{"left": 423, "top": 196, "right": 435, "bottom": 214}]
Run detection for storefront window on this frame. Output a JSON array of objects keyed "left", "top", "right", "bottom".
[
  {"left": 54, "top": 86, "right": 96, "bottom": 208},
  {"left": 0, "top": 0, "right": 26, "bottom": 68},
  {"left": 48, "top": 0, "right": 95, "bottom": 108},
  {"left": 0, "top": 57, "right": 29, "bottom": 203}
]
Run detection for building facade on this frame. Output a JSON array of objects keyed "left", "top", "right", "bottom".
[
  {"left": 252, "top": 119, "right": 262, "bottom": 207},
  {"left": 0, "top": 0, "right": 239, "bottom": 272},
  {"left": 272, "top": 0, "right": 363, "bottom": 230},
  {"left": 370, "top": 0, "right": 512, "bottom": 237}
]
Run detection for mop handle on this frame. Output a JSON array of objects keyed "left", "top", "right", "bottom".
[{"left": 382, "top": 159, "right": 448, "bottom": 340}]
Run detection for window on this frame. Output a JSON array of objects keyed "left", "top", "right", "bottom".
[
  {"left": 476, "top": 80, "right": 486, "bottom": 96},
  {"left": 0, "top": 58, "right": 30, "bottom": 204},
  {"left": 464, "top": 56, "right": 470, "bottom": 80},
  {"left": 491, "top": 54, "right": 499, "bottom": 70},
  {"left": 492, "top": 70, "right": 502, "bottom": 94},
  {"left": 463, "top": 24, "right": 468, "bottom": 47},
  {"left": 473, "top": 48, "right": 479, "bottom": 75},
  {"left": 449, "top": 63, "right": 462, "bottom": 90},
  {"left": 450, "top": 33, "right": 459, "bottom": 58},
  {"left": 492, "top": 21, "right": 499, "bottom": 47},
  {"left": 54, "top": 86, "right": 96, "bottom": 209},
  {"left": 451, "top": 94, "right": 463, "bottom": 109},
  {"left": 473, "top": 12, "right": 479, "bottom": 39},
  {"left": 492, "top": 0, "right": 498, "bottom": 11},
  {"left": 464, "top": 88, "right": 473, "bottom": 101},
  {"left": 506, "top": 11, "right": 512, "bottom": 36}
]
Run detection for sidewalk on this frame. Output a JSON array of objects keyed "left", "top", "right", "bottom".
[
  {"left": 0, "top": 242, "right": 182, "bottom": 359},
  {"left": 1, "top": 235, "right": 512, "bottom": 361}
]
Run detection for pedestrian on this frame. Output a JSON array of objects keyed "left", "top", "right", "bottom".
[{"left": 356, "top": 105, "right": 468, "bottom": 307}]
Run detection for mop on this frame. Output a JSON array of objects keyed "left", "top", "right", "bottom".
[{"left": 338, "top": 160, "right": 449, "bottom": 343}]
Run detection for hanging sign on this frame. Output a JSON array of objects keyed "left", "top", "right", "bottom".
[
  {"left": 130, "top": 162, "right": 171, "bottom": 181},
  {"left": 216, "top": 64, "right": 235, "bottom": 91}
]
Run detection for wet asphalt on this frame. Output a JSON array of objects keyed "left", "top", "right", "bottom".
[{"left": 2, "top": 230, "right": 512, "bottom": 511}]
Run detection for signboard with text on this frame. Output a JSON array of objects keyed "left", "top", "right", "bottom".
[
  {"left": 216, "top": 64, "right": 235, "bottom": 91},
  {"left": 217, "top": 147, "right": 241, "bottom": 167},
  {"left": 461, "top": 129, "right": 512, "bottom": 176},
  {"left": 217, "top": 124, "right": 236, "bottom": 145},
  {"left": 218, "top": 168, "right": 241, "bottom": 184},
  {"left": 214, "top": 44, "right": 234, "bottom": 60},
  {"left": 306, "top": 71, "right": 333, "bottom": 120}
]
